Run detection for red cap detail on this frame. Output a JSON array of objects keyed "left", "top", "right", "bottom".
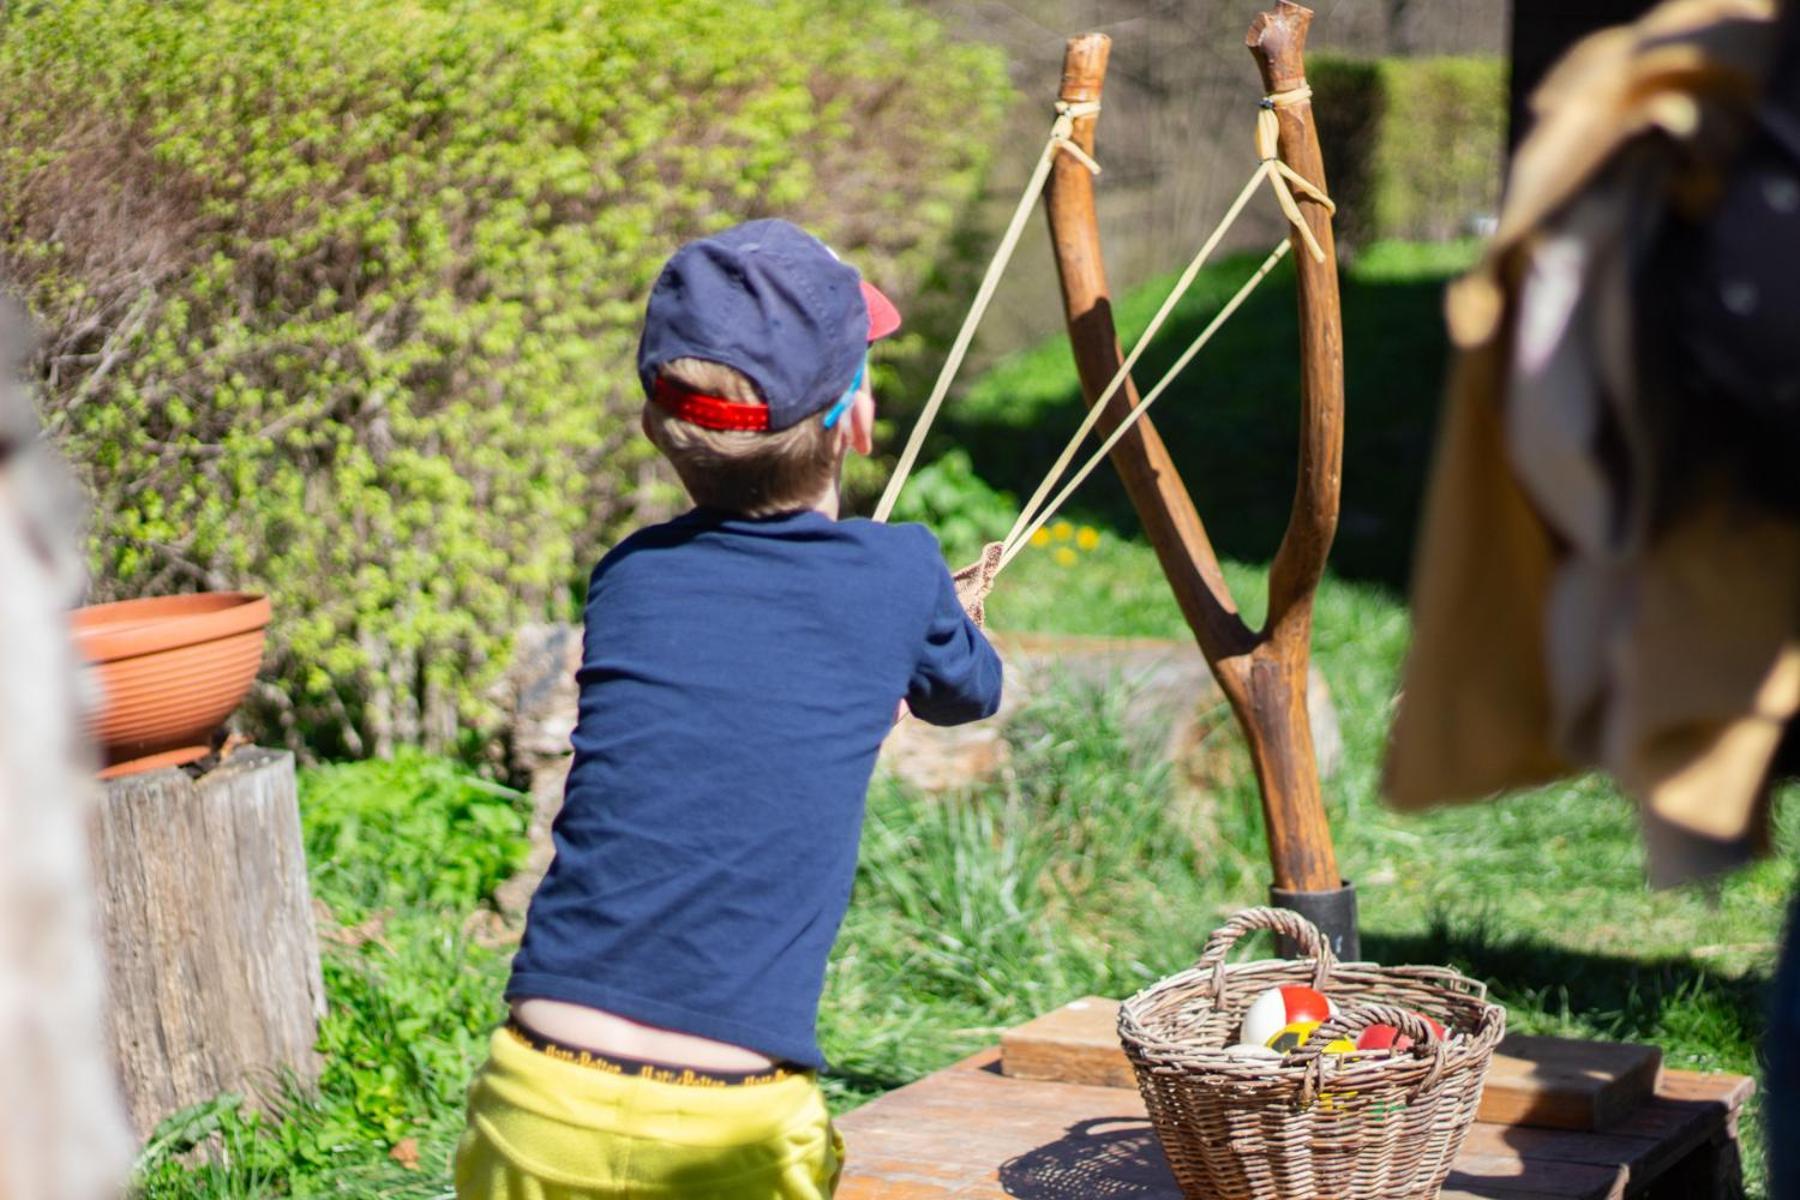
[
  {"left": 862, "top": 280, "right": 902, "bottom": 340},
  {"left": 652, "top": 376, "right": 770, "bottom": 431}
]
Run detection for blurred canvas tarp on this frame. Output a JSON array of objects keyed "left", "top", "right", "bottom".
[
  {"left": 0, "top": 308, "right": 134, "bottom": 1196},
  {"left": 1510, "top": 0, "right": 1664, "bottom": 149},
  {"left": 1384, "top": 0, "right": 1799, "bottom": 887}
]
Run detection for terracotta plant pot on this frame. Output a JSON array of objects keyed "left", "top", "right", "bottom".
[{"left": 72, "top": 593, "right": 271, "bottom": 780}]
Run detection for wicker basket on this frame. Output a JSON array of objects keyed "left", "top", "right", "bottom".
[{"left": 1118, "top": 907, "right": 1506, "bottom": 1200}]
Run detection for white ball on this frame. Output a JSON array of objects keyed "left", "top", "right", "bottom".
[{"left": 1239, "top": 986, "right": 1338, "bottom": 1048}]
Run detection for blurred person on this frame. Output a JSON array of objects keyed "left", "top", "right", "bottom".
[
  {"left": 0, "top": 307, "right": 135, "bottom": 1197},
  {"left": 1387, "top": 3, "right": 1797, "bottom": 1192},
  {"left": 1645, "top": 5, "right": 1800, "bottom": 1193}
]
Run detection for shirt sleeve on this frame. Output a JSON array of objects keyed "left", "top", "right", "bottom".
[{"left": 904, "top": 538, "right": 1004, "bottom": 726}]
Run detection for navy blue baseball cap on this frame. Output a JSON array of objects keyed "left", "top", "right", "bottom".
[{"left": 638, "top": 219, "right": 901, "bottom": 432}]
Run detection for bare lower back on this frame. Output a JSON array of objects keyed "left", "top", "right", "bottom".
[{"left": 510, "top": 997, "right": 778, "bottom": 1072}]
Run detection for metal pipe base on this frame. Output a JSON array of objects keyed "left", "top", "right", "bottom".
[{"left": 1270, "top": 879, "right": 1359, "bottom": 961}]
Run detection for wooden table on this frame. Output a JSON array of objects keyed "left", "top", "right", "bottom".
[{"left": 837, "top": 1001, "right": 1751, "bottom": 1199}]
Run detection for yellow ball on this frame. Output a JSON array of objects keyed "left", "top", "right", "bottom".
[
  {"left": 1265, "top": 1019, "right": 1321, "bottom": 1053},
  {"left": 1323, "top": 1038, "right": 1357, "bottom": 1055}
]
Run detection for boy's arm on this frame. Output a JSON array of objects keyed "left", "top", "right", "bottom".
[{"left": 905, "top": 557, "right": 1003, "bottom": 726}]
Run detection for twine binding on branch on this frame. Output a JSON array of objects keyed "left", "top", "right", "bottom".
[{"left": 1256, "top": 85, "right": 1335, "bottom": 263}]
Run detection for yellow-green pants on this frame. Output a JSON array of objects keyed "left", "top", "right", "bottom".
[{"left": 454, "top": 1027, "right": 843, "bottom": 1199}]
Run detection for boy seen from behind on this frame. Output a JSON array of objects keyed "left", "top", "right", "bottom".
[{"left": 454, "top": 218, "right": 1004, "bottom": 1199}]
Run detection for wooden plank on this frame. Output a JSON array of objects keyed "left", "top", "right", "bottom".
[
  {"left": 1613, "top": 1071, "right": 1753, "bottom": 1193},
  {"left": 856, "top": 1004, "right": 1751, "bottom": 1199},
  {"left": 1458, "top": 1121, "right": 1662, "bottom": 1169},
  {"left": 1482, "top": 1035, "right": 1663, "bottom": 1132},
  {"left": 1000, "top": 996, "right": 1136, "bottom": 1089},
  {"left": 844, "top": 1048, "right": 1622, "bottom": 1200},
  {"left": 1002, "top": 997, "right": 1665, "bottom": 1131},
  {"left": 1443, "top": 1155, "right": 1626, "bottom": 1199},
  {"left": 1456, "top": 1071, "right": 1752, "bottom": 1196},
  {"left": 1656, "top": 1069, "right": 1753, "bottom": 1108},
  {"left": 837, "top": 1065, "right": 1178, "bottom": 1199}
]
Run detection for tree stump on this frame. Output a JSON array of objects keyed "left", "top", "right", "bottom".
[{"left": 92, "top": 748, "right": 325, "bottom": 1138}]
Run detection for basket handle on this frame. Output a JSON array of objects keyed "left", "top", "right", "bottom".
[
  {"left": 1294, "top": 1003, "right": 1444, "bottom": 1057},
  {"left": 1289, "top": 1003, "right": 1450, "bottom": 1108},
  {"left": 1194, "top": 906, "right": 1334, "bottom": 1003}
]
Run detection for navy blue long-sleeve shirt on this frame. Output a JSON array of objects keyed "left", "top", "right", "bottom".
[{"left": 507, "top": 507, "right": 1003, "bottom": 1067}]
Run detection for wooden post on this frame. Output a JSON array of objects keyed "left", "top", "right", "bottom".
[
  {"left": 93, "top": 748, "right": 325, "bottom": 1138},
  {"left": 1044, "top": 7, "right": 1354, "bottom": 953}
]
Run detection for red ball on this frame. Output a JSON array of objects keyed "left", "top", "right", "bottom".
[
  {"left": 1355, "top": 1024, "right": 1408, "bottom": 1052},
  {"left": 1355, "top": 1014, "right": 1445, "bottom": 1052}
]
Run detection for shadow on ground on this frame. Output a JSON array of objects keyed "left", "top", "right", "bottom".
[
  {"left": 999, "top": 1117, "right": 1177, "bottom": 1199},
  {"left": 1363, "top": 921, "right": 1771, "bottom": 1059}
]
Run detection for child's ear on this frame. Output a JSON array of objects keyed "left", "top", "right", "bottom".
[
  {"left": 640, "top": 406, "right": 659, "bottom": 447},
  {"left": 845, "top": 390, "right": 875, "bottom": 457}
]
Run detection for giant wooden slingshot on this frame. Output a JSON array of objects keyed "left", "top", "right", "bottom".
[
  {"left": 1053, "top": 8, "right": 1355, "bottom": 954},
  {"left": 880, "top": 2, "right": 1357, "bottom": 955}
]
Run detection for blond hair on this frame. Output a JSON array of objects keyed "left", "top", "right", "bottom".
[{"left": 644, "top": 358, "right": 842, "bottom": 517}]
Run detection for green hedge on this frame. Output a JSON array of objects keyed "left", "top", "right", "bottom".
[
  {"left": 0, "top": 0, "right": 1007, "bottom": 757},
  {"left": 1309, "top": 54, "right": 1505, "bottom": 246}
]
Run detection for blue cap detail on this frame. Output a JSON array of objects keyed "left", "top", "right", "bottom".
[
  {"left": 638, "top": 219, "right": 870, "bottom": 431},
  {"left": 821, "top": 359, "right": 867, "bottom": 430}
]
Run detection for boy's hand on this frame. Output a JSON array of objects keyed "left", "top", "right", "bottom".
[{"left": 950, "top": 541, "right": 1004, "bottom": 629}]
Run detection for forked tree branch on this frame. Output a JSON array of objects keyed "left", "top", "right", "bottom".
[
  {"left": 1043, "top": 11, "right": 1344, "bottom": 893},
  {"left": 1044, "top": 33, "right": 1257, "bottom": 670}
]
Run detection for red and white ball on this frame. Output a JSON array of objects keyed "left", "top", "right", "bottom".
[{"left": 1239, "top": 986, "right": 1338, "bottom": 1048}]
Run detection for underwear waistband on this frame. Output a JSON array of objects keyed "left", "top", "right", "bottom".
[{"left": 503, "top": 1020, "right": 805, "bottom": 1087}]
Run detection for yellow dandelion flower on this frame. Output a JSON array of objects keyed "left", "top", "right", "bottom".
[
  {"left": 1075, "top": 525, "right": 1100, "bottom": 551},
  {"left": 1053, "top": 546, "right": 1078, "bottom": 568},
  {"left": 1029, "top": 528, "right": 1052, "bottom": 549},
  {"left": 1051, "top": 519, "right": 1075, "bottom": 542}
]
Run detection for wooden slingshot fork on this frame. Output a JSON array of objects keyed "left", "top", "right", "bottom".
[{"left": 1042, "top": 3, "right": 1355, "bottom": 953}]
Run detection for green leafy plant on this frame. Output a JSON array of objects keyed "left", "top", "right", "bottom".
[
  {"left": 309, "top": 915, "right": 509, "bottom": 1152},
  {"left": 134, "top": 1096, "right": 282, "bottom": 1199},
  {"left": 295, "top": 754, "right": 526, "bottom": 1149},
  {"left": 300, "top": 750, "right": 530, "bottom": 918},
  {"left": 886, "top": 448, "right": 1016, "bottom": 563},
  {"left": 0, "top": 0, "right": 1008, "bottom": 758}
]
